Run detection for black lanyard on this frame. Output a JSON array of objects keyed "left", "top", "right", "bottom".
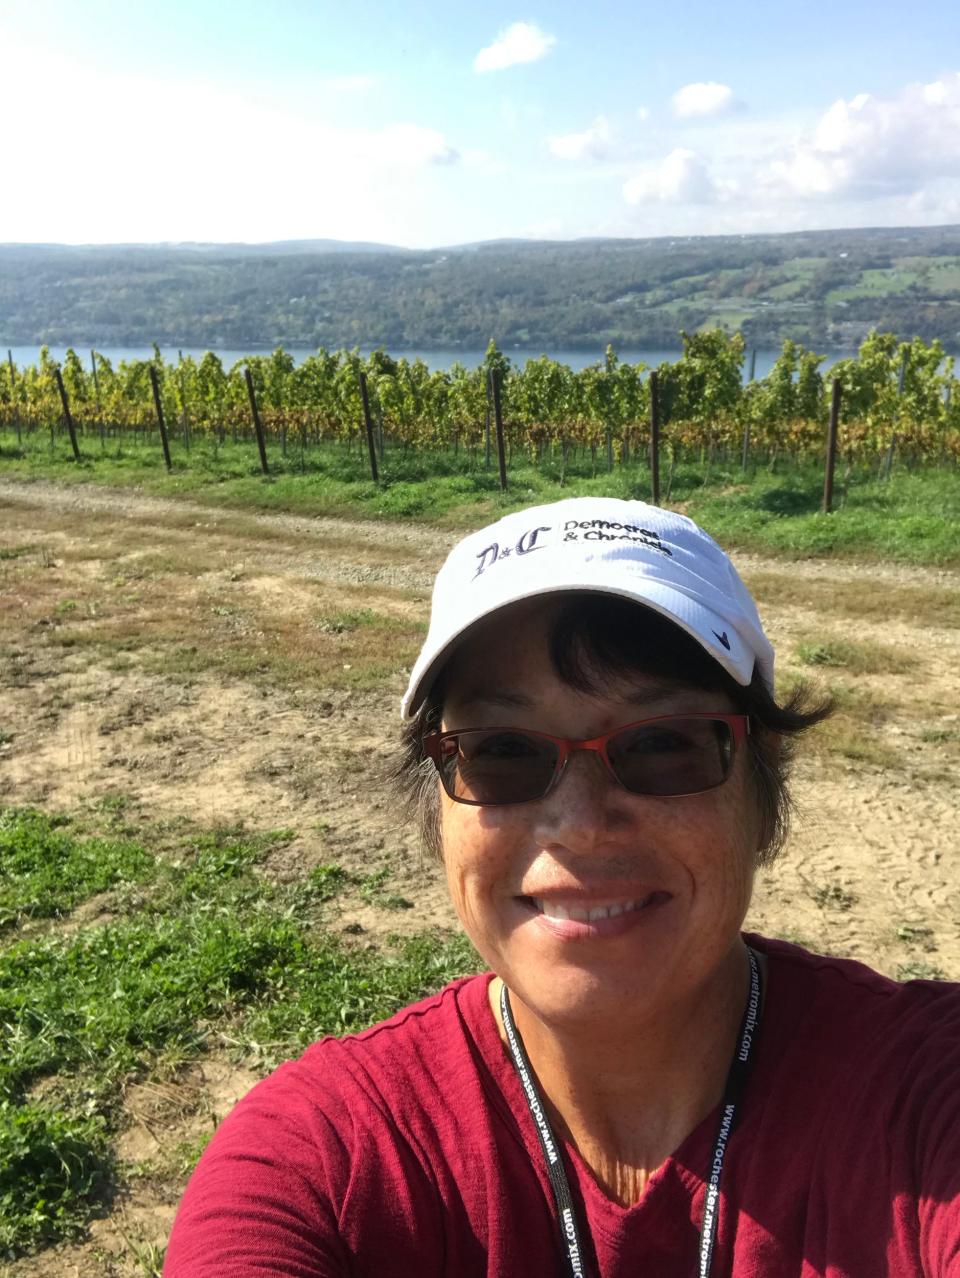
[{"left": 499, "top": 946, "right": 763, "bottom": 1278}]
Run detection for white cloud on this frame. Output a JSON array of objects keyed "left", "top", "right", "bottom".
[
  {"left": 904, "top": 184, "right": 960, "bottom": 224},
  {"left": 672, "top": 81, "right": 735, "bottom": 119},
  {"left": 0, "top": 36, "right": 458, "bottom": 244},
  {"left": 767, "top": 73, "right": 960, "bottom": 199},
  {"left": 474, "top": 22, "right": 556, "bottom": 73},
  {"left": 637, "top": 106, "right": 650, "bottom": 122},
  {"left": 549, "top": 116, "right": 611, "bottom": 161},
  {"left": 377, "top": 124, "right": 459, "bottom": 166},
  {"left": 623, "top": 149, "right": 721, "bottom": 204}
]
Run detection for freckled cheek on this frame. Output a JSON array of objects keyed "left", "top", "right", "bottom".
[
  {"left": 706, "top": 814, "right": 759, "bottom": 913},
  {"left": 662, "top": 792, "right": 757, "bottom": 912},
  {"left": 440, "top": 801, "right": 525, "bottom": 935}
]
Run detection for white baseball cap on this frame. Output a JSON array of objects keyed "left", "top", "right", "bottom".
[{"left": 401, "top": 497, "right": 775, "bottom": 720}]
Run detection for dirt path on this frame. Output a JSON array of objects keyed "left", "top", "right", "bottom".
[
  {"left": 2, "top": 478, "right": 959, "bottom": 1275},
  {"left": 2, "top": 477, "right": 957, "bottom": 587}
]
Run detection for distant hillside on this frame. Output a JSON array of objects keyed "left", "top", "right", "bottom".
[{"left": 2, "top": 225, "right": 960, "bottom": 351}]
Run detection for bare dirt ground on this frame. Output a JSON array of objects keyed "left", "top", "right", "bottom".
[{"left": 1, "top": 479, "right": 959, "bottom": 1275}]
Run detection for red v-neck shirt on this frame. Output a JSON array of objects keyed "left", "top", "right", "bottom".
[{"left": 164, "top": 937, "right": 960, "bottom": 1276}]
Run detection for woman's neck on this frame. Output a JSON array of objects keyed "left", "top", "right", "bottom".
[{"left": 490, "top": 941, "right": 755, "bottom": 1207}]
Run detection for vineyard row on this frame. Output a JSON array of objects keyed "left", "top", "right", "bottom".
[{"left": 2, "top": 330, "right": 958, "bottom": 468}]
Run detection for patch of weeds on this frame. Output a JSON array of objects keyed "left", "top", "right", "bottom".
[
  {"left": 795, "top": 641, "right": 850, "bottom": 668},
  {"left": 316, "top": 607, "right": 380, "bottom": 634},
  {"left": 106, "top": 653, "right": 137, "bottom": 673},
  {"left": 88, "top": 792, "right": 135, "bottom": 819},
  {"left": 168, "top": 1131, "right": 213, "bottom": 1178},
  {"left": 824, "top": 681, "right": 895, "bottom": 717},
  {"left": 895, "top": 923, "right": 937, "bottom": 952},
  {"left": 244, "top": 929, "right": 479, "bottom": 1056},
  {"left": 795, "top": 636, "right": 917, "bottom": 675},
  {"left": 304, "top": 863, "right": 354, "bottom": 902},
  {"left": 164, "top": 826, "right": 295, "bottom": 901},
  {"left": 0, "top": 808, "right": 154, "bottom": 931},
  {"left": 115, "top": 1222, "right": 165, "bottom": 1277},
  {"left": 0, "top": 546, "right": 33, "bottom": 561},
  {"left": 342, "top": 662, "right": 412, "bottom": 690},
  {"left": 0, "top": 731, "right": 13, "bottom": 748},
  {"left": 895, "top": 961, "right": 946, "bottom": 982},
  {"left": 0, "top": 909, "right": 307, "bottom": 1102},
  {"left": 791, "top": 679, "right": 901, "bottom": 768},
  {"left": 816, "top": 723, "right": 899, "bottom": 767},
  {"left": 359, "top": 867, "right": 414, "bottom": 911},
  {"left": 805, "top": 881, "right": 858, "bottom": 911},
  {"left": 919, "top": 726, "right": 960, "bottom": 744},
  {"left": 0, "top": 1099, "right": 113, "bottom": 1257}
]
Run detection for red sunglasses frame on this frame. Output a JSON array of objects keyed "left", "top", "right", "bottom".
[{"left": 422, "top": 712, "right": 750, "bottom": 806}]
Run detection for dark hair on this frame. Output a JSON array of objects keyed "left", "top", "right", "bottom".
[{"left": 394, "top": 595, "right": 833, "bottom": 865}]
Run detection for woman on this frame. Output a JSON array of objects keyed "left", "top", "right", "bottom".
[{"left": 165, "top": 497, "right": 960, "bottom": 1277}]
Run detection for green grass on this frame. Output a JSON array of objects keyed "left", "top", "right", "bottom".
[
  {"left": 314, "top": 606, "right": 423, "bottom": 638},
  {"left": 777, "top": 676, "right": 902, "bottom": 768},
  {"left": 896, "top": 961, "right": 947, "bottom": 982},
  {"left": 826, "top": 267, "right": 921, "bottom": 304},
  {"left": 3, "top": 429, "right": 959, "bottom": 565},
  {"left": 924, "top": 263, "right": 960, "bottom": 292},
  {"left": 919, "top": 726, "right": 960, "bottom": 743},
  {"left": 682, "top": 469, "right": 960, "bottom": 565},
  {"left": 0, "top": 1101, "right": 112, "bottom": 1256},
  {"left": 805, "top": 881, "right": 858, "bottom": 912},
  {"left": 0, "top": 809, "right": 153, "bottom": 931},
  {"left": 0, "top": 807, "right": 479, "bottom": 1258},
  {"left": 793, "top": 636, "right": 918, "bottom": 676},
  {"left": 744, "top": 569, "right": 960, "bottom": 630},
  {"left": 895, "top": 923, "right": 937, "bottom": 950},
  {"left": 764, "top": 279, "right": 809, "bottom": 301}
]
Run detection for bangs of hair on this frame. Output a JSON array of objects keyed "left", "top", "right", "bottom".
[{"left": 548, "top": 594, "right": 736, "bottom": 699}]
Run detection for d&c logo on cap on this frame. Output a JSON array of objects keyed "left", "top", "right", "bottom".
[{"left": 472, "top": 519, "right": 673, "bottom": 581}]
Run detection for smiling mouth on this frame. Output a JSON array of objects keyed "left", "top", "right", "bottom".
[{"left": 527, "top": 893, "right": 671, "bottom": 922}]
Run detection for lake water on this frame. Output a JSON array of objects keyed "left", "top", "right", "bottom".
[{"left": 3, "top": 344, "right": 827, "bottom": 383}]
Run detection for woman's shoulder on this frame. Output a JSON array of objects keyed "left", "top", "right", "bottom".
[
  {"left": 748, "top": 932, "right": 960, "bottom": 1083},
  {"left": 233, "top": 971, "right": 496, "bottom": 1123},
  {"left": 164, "top": 979, "right": 500, "bottom": 1273},
  {"left": 751, "top": 932, "right": 959, "bottom": 1004}
]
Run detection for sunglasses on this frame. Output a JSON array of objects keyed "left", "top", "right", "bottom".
[{"left": 423, "top": 713, "right": 750, "bottom": 806}]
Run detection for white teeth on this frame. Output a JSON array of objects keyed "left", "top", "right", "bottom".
[{"left": 534, "top": 898, "right": 646, "bottom": 922}]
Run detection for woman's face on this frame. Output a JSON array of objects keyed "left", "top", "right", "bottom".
[{"left": 438, "top": 598, "right": 762, "bottom": 1032}]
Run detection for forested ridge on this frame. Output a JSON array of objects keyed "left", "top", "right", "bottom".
[{"left": 3, "top": 224, "right": 960, "bottom": 351}]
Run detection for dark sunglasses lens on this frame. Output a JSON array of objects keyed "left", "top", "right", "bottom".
[
  {"left": 438, "top": 730, "right": 559, "bottom": 805},
  {"left": 607, "top": 717, "right": 734, "bottom": 796}
]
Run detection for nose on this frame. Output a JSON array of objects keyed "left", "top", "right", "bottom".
[{"left": 531, "top": 747, "right": 628, "bottom": 848}]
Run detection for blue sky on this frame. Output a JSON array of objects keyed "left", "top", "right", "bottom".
[{"left": 1, "top": 0, "right": 958, "bottom": 246}]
